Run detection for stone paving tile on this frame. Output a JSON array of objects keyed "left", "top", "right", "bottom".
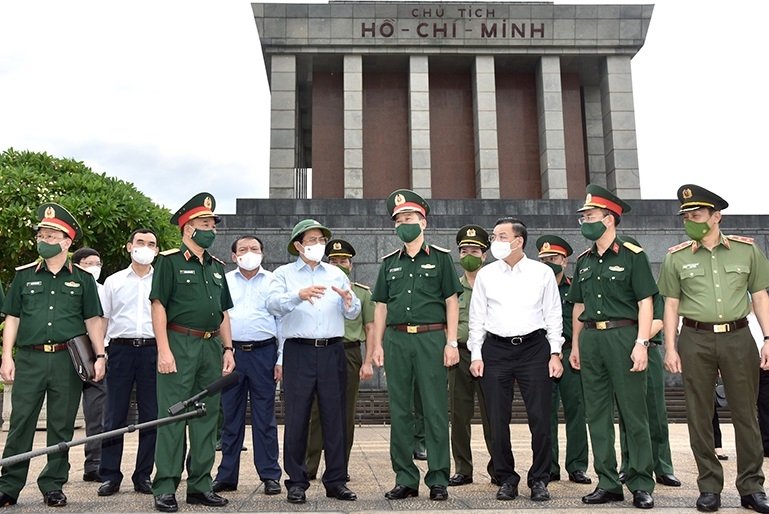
[{"left": 0, "top": 423, "right": 759, "bottom": 512}]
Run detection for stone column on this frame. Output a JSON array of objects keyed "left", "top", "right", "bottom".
[
  {"left": 409, "top": 55, "right": 431, "bottom": 198},
  {"left": 601, "top": 55, "right": 641, "bottom": 198},
  {"left": 344, "top": 55, "right": 363, "bottom": 198},
  {"left": 583, "top": 86, "right": 607, "bottom": 188},
  {"left": 536, "top": 56, "right": 568, "bottom": 199},
  {"left": 472, "top": 56, "right": 500, "bottom": 199},
  {"left": 269, "top": 54, "right": 298, "bottom": 199}
]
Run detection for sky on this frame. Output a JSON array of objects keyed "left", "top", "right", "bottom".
[{"left": 0, "top": 0, "right": 767, "bottom": 215}]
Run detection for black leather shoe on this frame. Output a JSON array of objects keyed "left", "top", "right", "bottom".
[
  {"left": 656, "top": 473, "right": 681, "bottom": 487},
  {"left": 98, "top": 480, "right": 120, "bottom": 496},
  {"left": 212, "top": 480, "right": 237, "bottom": 493},
  {"left": 0, "top": 492, "right": 17, "bottom": 507},
  {"left": 618, "top": 471, "right": 627, "bottom": 483},
  {"left": 496, "top": 482, "right": 518, "bottom": 501},
  {"left": 186, "top": 491, "right": 228, "bottom": 507},
  {"left": 696, "top": 492, "right": 721, "bottom": 512},
  {"left": 413, "top": 448, "right": 427, "bottom": 460},
  {"left": 263, "top": 479, "right": 281, "bottom": 495},
  {"left": 287, "top": 486, "right": 306, "bottom": 504},
  {"left": 154, "top": 493, "right": 178, "bottom": 512},
  {"left": 43, "top": 490, "right": 67, "bottom": 507},
  {"left": 429, "top": 485, "right": 448, "bottom": 501},
  {"left": 530, "top": 480, "right": 550, "bottom": 501},
  {"left": 490, "top": 475, "right": 501, "bottom": 486},
  {"left": 83, "top": 470, "right": 102, "bottom": 482},
  {"left": 569, "top": 470, "right": 592, "bottom": 484},
  {"left": 134, "top": 479, "right": 152, "bottom": 494},
  {"left": 549, "top": 472, "right": 561, "bottom": 482},
  {"left": 632, "top": 490, "right": 654, "bottom": 509},
  {"left": 582, "top": 487, "right": 624, "bottom": 504},
  {"left": 326, "top": 485, "right": 357, "bottom": 501},
  {"left": 448, "top": 473, "right": 473, "bottom": 486},
  {"left": 385, "top": 484, "right": 418, "bottom": 500},
  {"left": 741, "top": 492, "right": 769, "bottom": 513}
]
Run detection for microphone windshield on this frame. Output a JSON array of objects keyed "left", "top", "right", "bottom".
[{"left": 205, "top": 372, "right": 240, "bottom": 394}]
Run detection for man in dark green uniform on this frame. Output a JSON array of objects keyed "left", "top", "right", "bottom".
[
  {"left": 536, "top": 235, "right": 591, "bottom": 486},
  {"left": 568, "top": 184, "right": 656, "bottom": 509},
  {"left": 448, "top": 224, "right": 494, "bottom": 487},
  {"left": 0, "top": 203, "right": 105, "bottom": 508},
  {"left": 150, "top": 192, "right": 235, "bottom": 513},
  {"left": 305, "top": 238, "right": 375, "bottom": 481},
  {"left": 659, "top": 184, "right": 769, "bottom": 513},
  {"left": 370, "top": 189, "right": 462, "bottom": 502}
]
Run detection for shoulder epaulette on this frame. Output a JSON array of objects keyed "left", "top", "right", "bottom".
[
  {"left": 727, "top": 235, "right": 755, "bottom": 245},
  {"left": 430, "top": 244, "right": 450, "bottom": 253},
  {"left": 160, "top": 248, "right": 180, "bottom": 256},
  {"left": 381, "top": 248, "right": 399, "bottom": 260},
  {"left": 668, "top": 241, "right": 694, "bottom": 253},
  {"left": 211, "top": 255, "right": 225, "bottom": 265},
  {"left": 15, "top": 261, "right": 38, "bottom": 271},
  {"left": 576, "top": 247, "right": 591, "bottom": 260},
  {"left": 353, "top": 282, "right": 370, "bottom": 291},
  {"left": 622, "top": 241, "right": 643, "bottom": 254}
]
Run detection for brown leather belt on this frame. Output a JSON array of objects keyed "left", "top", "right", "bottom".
[
  {"left": 682, "top": 317, "right": 749, "bottom": 333},
  {"left": 390, "top": 323, "right": 446, "bottom": 334},
  {"left": 30, "top": 343, "right": 68, "bottom": 353},
  {"left": 583, "top": 319, "right": 637, "bottom": 330},
  {"left": 168, "top": 323, "right": 220, "bottom": 339},
  {"left": 286, "top": 337, "right": 343, "bottom": 347}
]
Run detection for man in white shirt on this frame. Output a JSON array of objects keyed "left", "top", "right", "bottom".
[
  {"left": 468, "top": 217, "right": 564, "bottom": 503},
  {"left": 213, "top": 235, "right": 282, "bottom": 496},
  {"left": 97, "top": 229, "right": 160, "bottom": 497}
]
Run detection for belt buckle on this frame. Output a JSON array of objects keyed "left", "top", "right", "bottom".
[
  {"left": 203, "top": 331, "right": 212, "bottom": 339},
  {"left": 241, "top": 344, "right": 253, "bottom": 352},
  {"left": 43, "top": 344, "right": 56, "bottom": 353},
  {"left": 595, "top": 321, "right": 608, "bottom": 330},
  {"left": 314, "top": 339, "right": 327, "bottom": 347},
  {"left": 510, "top": 336, "right": 523, "bottom": 346},
  {"left": 713, "top": 323, "right": 729, "bottom": 333},
  {"left": 132, "top": 339, "right": 142, "bottom": 347},
  {"left": 407, "top": 325, "right": 418, "bottom": 334}
]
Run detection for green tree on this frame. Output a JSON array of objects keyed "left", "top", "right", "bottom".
[{"left": 0, "top": 148, "right": 180, "bottom": 285}]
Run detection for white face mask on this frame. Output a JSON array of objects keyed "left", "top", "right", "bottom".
[
  {"left": 132, "top": 246, "right": 156, "bottom": 265},
  {"left": 303, "top": 243, "right": 326, "bottom": 263},
  {"left": 490, "top": 240, "right": 513, "bottom": 261},
  {"left": 85, "top": 265, "right": 102, "bottom": 281},
  {"left": 237, "top": 252, "right": 263, "bottom": 271}
]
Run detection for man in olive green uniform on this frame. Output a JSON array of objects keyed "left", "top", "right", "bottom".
[
  {"left": 568, "top": 184, "right": 656, "bottom": 509},
  {"left": 150, "top": 192, "right": 236, "bottom": 513},
  {"left": 659, "top": 184, "right": 769, "bottom": 513},
  {"left": 616, "top": 238, "right": 679, "bottom": 489},
  {"left": 536, "top": 235, "right": 591, "bottom": 486},
  {"left": 0, "top": 203, "right": 105, "bottom": 508},
  {"left": 370, "top": 189, "right": 462, "bottom": 501},
  {"left": 306, "top": 239, "right": 375, "bottom": 480},
  {"left": 448, "top": 224, "right": 494, "bottom": 487}
]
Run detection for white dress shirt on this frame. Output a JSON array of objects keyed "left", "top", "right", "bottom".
[
  {"left": 467, "top": 255, "right": 564, "bottom": 360},
  {"left": 101, "top": 265, "right": 155, "bottom": 340}
]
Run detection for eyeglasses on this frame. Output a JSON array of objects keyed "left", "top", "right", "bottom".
[
  {"left": 489, "top": 234, "right": 518, "bottom": 242},
  {"left": 302, "top": 237, "right": 328, "bottom": 246},
  {"left": 36, "top": 233, "right": 65, "bottom": 243},
  {"left": 577, "top": 215, "right": 606, "bottom": 225}
]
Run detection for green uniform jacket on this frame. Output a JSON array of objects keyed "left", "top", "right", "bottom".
[{"left": 559, "top": 275, "right": 574, "bottom": 342}]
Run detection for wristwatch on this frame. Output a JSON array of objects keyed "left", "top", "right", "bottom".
[
  {"left": 446, "top": 340, "right": 458, "bottom": 348},
  {"left": 635, "top": 339, "right": 650, "bottom": 347},
  {"left": 222, "top": 346, "right": 234, "bottom": 354}
]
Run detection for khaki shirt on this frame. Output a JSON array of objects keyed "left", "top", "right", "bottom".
[
  {"left": 658, "top": 234, "right": 769, "bottom": 322},
  {"left": 345, "top": 282, "right": 374, "bottom": 342},
  {"left": 457, "top": 274, "right": 472, "bottom": 343}
]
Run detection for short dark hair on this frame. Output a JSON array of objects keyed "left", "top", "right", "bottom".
[
  {"left": 71, "top": 247, "right": 100, "bottom": 264},
  {"left": 231, "top": 235, "right": 264, "bottom": 254},
  {"left": 600, "top": 208, "right": 621, "bottom": 227},
  {"left": 128, "top": 228, "right": 158, "bottom": 245},
  {"left": 494, "top": 217, "right": 528, "bottom": 248}
]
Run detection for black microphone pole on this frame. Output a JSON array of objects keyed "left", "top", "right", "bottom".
[{"left": 167, "top": 371, "right": 239, "bottom": 416}]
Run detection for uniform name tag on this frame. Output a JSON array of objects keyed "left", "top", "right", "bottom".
[
  {"left": 64, "top": 281, "right": 80, "bottom": 287},
  {"left": 213, "top": 272, "right": 222, "bottom": 279},
  {"left": 608, "top": 265, "right": 625, "bottom": 272},
  {"left": 388, "top": 267, "right": 402, "bottom": 273},
  {"left": 179, "top": 270, "right": 195, "bottom": 275},
  {"left": 421, "top": 264, "right": 436, "bottom": 269},
  {"left": 579, "top": 267, "right": 590, "bottom": 274},
  {"left": 682, "top": 263, "right": 700, "bottom": 270},
  {"left": 25, "top": 281, "right": 42, "bottom": 287}
]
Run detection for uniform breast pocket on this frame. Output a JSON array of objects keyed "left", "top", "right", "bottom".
[
  {"left": 576, "top": 269, "right": 594, "bottom": 295},
  {"left": 385, "top": 269, "right": 406, "bottom": 295},
  {"left": 21, "top": 284, "right": 46, "bottom": 309},
  {"left": 418, "top": 268, "right": 441, "bottom": 296},
  {"left": 211, "top": 274, "right": 224, "bottom": 290},
  {"left": 679, "top": 267, "right": 705, "bottom": 281},
  {"left": 724, "top": 264, "right": 750, "bottom": 290},
  {"left": 176, "top": 272, "right": 200, "bottom": 285}
]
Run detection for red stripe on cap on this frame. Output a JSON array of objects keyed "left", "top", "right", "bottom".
[
  {"left": 178, "top": 206, "right": 214, "bottom": 227},
  {"left": 589, "top": 195, "right": 624, "bottom": 215},
  {"left": 539, "top": 244, "right": 568, "bottom": 256},
  {"left": 392, "top": 201, "right": 426, "bottom": 217},
  {"left": 41, "top": 218, "right": 76, "bottom": 239}
]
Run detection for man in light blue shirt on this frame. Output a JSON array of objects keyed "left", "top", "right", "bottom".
[
  {"left": 213, "top": 235, "right": 282, "bottom": 497},
  {"left": 266, "top": 219, "right": 360, "bottom": 505}
]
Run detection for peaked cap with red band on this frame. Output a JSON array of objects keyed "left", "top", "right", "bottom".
[
  {"left": 170, "top": 192, "right": 221, "bottom": 227},
  {"left": 386, "top": 188, "right": 430, "bottom": 219},
  {"left": 535, "top": 235, "right": 573, "bottom": 257},
  {"left": 36, "top": 203, "right": 81, "bottom": 240},
  {"left": 577, "top": 184, "right": 632, "bottom": 216}
]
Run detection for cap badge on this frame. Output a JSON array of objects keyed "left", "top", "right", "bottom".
[
  {"left": 466, "top": 228, "right": 476, "bottom": 237},
  {"left": 333, "top": 242, "right": 342, "bottom": 250},
  {"left": 585, "top": 193, "right": 592, "bottom": 204},
  {"left": 542, "top": 242, "right": 551, "bottom": 251},
  {"left": 682, "top": 188, "right": 693, "bottom": 200},
  {"left": 394, "top": 193, "right": 406, "bottom": 206},
  {"left": 203, "top": 196, "right": 212, "bottom": 209},
  {"left": 44, "top": 206, "right": 56, "bottom": 219}
]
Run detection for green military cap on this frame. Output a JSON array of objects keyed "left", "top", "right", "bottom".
[
  {"left": 326, "top": 239, "right": 355, "bottom": 258},
  {"left": 456, "top": 225, "right": 489, "bottom": 250},
  {"left": 37, "top": 203, "right": 81, "bottom": 241},
  {"left": 170, "top": 192, "right": 221, "bottom": 228},
  {"left": 288, "top": 219, "right": 332, "bottom": 256},
  {"left": 677, "top": 184, "right": 729, "bottom": 214},
  {"left": 386, "top": 189, "right": 430, "bottom": 219},
  {"left": 577, "top": 184, "right": 632, "bottom": 216},
  {"left": 535, "top": 235, "right": 573, "bottom": 257}
]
